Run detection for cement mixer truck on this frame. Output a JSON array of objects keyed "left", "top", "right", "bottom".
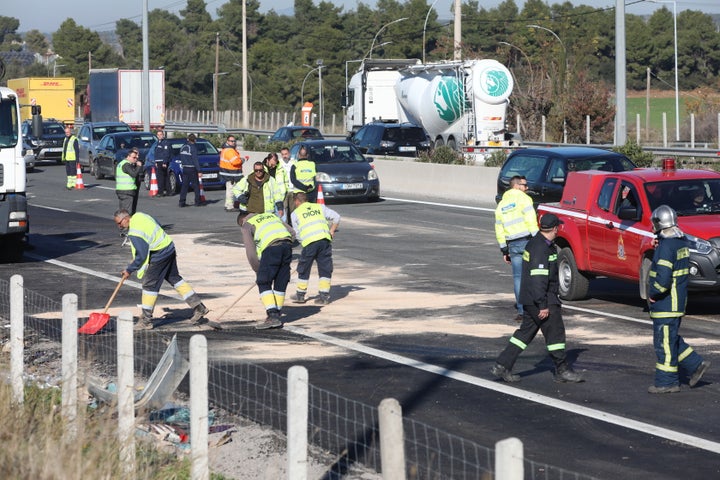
[{"left": 344, "top": 58, "right": 520, "bottom": 161}]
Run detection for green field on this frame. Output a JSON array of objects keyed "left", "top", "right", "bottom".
[{"left": 626, "top": 96, "right": 687, "bottom": 132}]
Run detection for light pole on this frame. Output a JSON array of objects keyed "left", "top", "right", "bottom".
[
  {"left": 649, "top": 0, "right": 680, "bottom": 142},
  {"left": 369, "top": 17, "right": 408, "bottom": 59},
  {"left": 213, "top": 72, "right": 228, "bottom": 124},
  {"left": 422, "top": 0, "right": 440, "bottom": 63},
  {"left": 526, "top": 24, "right": 567, "bottom": 87},
  {"left": 363, "top": 41, "right": 393, "bottom": 62},
  {"left": 53, "top": 63, "right": 65, "bottom": 77},
  {"left": 499, "top": 41, "right": 533, "bottom": 87}
]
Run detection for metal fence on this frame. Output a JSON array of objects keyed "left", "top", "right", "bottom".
[{"left": 0, "top": 277, "right": 599, "bottom": 480}]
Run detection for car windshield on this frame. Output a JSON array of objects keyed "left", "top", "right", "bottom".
[
  {"left": 93, "top": 125, "right": 130, "bottom": 140},
  {"left": 43, "top": 124, "right": 64, "bottom": 135},
  {"left": 306, "top": 144, "right": 366, "bottom": 163},
  {"left": 169, "top": 139, "right": 218, "bottom": 156},
  {"left": 294, "top": 129, "right": 322, "bottom": 139},
  {"left": 645, "top": 179, "right": 720, "bottom": 215},
  {"left": 384, "top": 127, "right": 426, "bottom": 142},
  {"left": 116, "top": 134, "right": 156, "bottom": 149},
  {"left": 568, "top": 155, "right": 635, "bottom": 172}
]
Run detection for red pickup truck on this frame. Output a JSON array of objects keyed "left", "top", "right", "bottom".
[{"left": 537, "top": 161, "right": 720, "bottom": 300}]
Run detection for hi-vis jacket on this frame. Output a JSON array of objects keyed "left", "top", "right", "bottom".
[
  {"left": 291, "top": 159, "right": 316, "bottom": 193},
  {"left": 292, "top": 202, "right": 340, "bottom": 247},
  {"left": 495, "top": 188, "right": 538, "bottom": 250},
  {"left": 232, "top": 175, "right": 285, "bottom": 213},
  {"left": 126, "top": 212, "right": 174, "bottom": 279}
]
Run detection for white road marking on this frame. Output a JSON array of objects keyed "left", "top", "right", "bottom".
[
  {"left": 383, "top": 197, "right": 494, "bottom": 212},
  {"left": 284, "top": 324, "right": 720, "bottom": 454},
  {"left": 31, "top": 204, "right": 71, "bottom": 213}
]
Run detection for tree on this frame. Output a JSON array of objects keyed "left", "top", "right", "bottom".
[
  {"left": 24, "top": 30, "right": 49, "bottom": 56},
  {"left": 0, "top": 16, "right": 20, "bottom": 45},
  {"left": 52, "top": 19, "right": 120, "bottom": 87}
]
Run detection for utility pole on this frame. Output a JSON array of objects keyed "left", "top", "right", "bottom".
[
  {"left": 213, "top": 32, "right": 220, "bottom": 124},
  {"left": 646, "top": 67, "right": 651, "bottom": 142},
  {"left": 615, "top": 0, "right": 627, "bottom": 145},
  {"left": 453, "top": 0, "right": 462, "bottom": 60},
  {"left": 242, "top": 0, "right": 248, "bottom": 128},
  {"left": 142, "top": 0, "right": 150, "bottom": 132}
]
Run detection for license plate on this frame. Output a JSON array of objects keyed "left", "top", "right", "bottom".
[
  {"left": 203, "top": 173, "right": 218, "bottom": 179},
  {"left": 45, "top": 148, "right": 62, "bottom": 152},
  {"left": 398, "top": 146, "right": 416, "bottom": 152},
  {"left": 341, "top": 183, "right": 363, "bottom": 190}
]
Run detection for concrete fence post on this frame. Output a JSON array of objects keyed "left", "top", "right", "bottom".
[
  {"left": 691, "top": 113, "right": 695, "bottom": 149},
  {"left": 190, "top": 334, "right": 209, "bottom": 480},
  {"left": 636, "top": 114, "right": 641, "bottom": 144},
  {"left": 61, "top": 293, "right": 78, "bottom": 439},
  {"left": 662, "top": 112, "right": 668, "bottom": 147},
  {"left": 586, "top": 115, "right": 591, "bottom": 144},
  {"left": 287, "top": 365, "right": 308, "bottom": 480},
  {"left": 379, "top": 398, "right": 405, "bottom": 480},
  {"left": 117, "top": 310, "right": 135, "bottom": 475},
  {"left": 541, "top": 116, "right": 546, "bottom": 143},
  {"left": 495, "top": 437, "right": 523, "bottom": 480},
  {"left": 10, "top": 274, "right": 23, "bottom": 404}
]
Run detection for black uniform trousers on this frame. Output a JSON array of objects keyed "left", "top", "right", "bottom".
[
  {"left": 496, "top": 304, "right": 567, "bottom": 371},
  {"left": 257, "top": 241, "right": 293, "bottom": 294}
]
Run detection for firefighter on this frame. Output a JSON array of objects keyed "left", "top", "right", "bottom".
[
  {"left": 114, "top": 209, "right": 209, "bottom": 329},
  {"left": 61, "top": 124, "right": 79, "bottom": 190},
  {"left": 491, "top": 213, "right": 584, "bottom": 384},
  {"left": 236, "top": 209, "right": 295, "bottom": 330},
  {"left": 647, "top": 205, "right": 710, "bottom": 393},
  {"left": 495, "top": 175, "right": 538, "bottom": 322}
]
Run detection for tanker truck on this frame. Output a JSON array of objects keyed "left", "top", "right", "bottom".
[{"left": 345, "top": 58, "right": 520, "bottom": 161}]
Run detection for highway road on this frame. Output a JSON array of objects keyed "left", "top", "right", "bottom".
[{"left": 6, "top": 161, "right": 720, "bottom": 479}]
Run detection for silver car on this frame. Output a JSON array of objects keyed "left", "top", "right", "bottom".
[{"left": 77, "top": 121, "right": 131, "bottom": 171}]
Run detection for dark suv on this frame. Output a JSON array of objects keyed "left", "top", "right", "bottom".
[
  {"left": 495, "top": 147, "right": 637, "bottom": 205},
  {"left": 21, "top": 119, "right": 66, "bottom": 164},
  {"left": 350, "top": 122, "right": 431, "bottom": 157}
]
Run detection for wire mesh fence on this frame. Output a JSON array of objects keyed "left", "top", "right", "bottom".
[{"left": 0, "top": 277, "right": 599, "bottom": 480}]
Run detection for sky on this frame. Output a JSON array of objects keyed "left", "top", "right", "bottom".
[{"left": 3, "top": 0, "right": 719, "bottom": 33}]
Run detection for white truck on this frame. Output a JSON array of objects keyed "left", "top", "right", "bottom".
[
  {"left": 345, "top": 58, "right": 520, "bottom": 160},
  {"left": 0, "top": 59, "right": 31, "bottom": 261},
  {"left": 86, "top": 69, "right": 165, "bottom": 128}
]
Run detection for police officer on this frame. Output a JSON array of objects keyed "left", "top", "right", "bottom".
[
  {"left": 237, "top": 209, "right": 295, "bottom": 330},
  {"left": 495, "top": 175, "right": 538, "bottom": 322},
  {"left": 114, "top": 209, "right": 209, "bottom": 329},
  {"left": 491, "top": 213, "right": 584, "bottom": 384},
  {"left": 152, "top": 129, "right": 172, "bottom": 196},
  {"left": 61, "top": 124, "right": 79, "bottom": 190},
  {"left": 290, "top": 146, "right": 317, "bottom": 202},
  {"left": 647, "top": 205, "right": 710, "bottom": 393},
  {"left": 178, "top": 133, "right": 202, "bottom": 207},
  {"left": 291, "top": 192, "right": 340, "bottom": 305}
]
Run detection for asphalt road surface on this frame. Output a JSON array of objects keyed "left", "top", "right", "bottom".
[{"left": 6, "top": 162, "right": 720, "bottom": 479}]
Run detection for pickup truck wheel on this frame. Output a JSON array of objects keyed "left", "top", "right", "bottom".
[
  {"left": 639, "top": 256, "right": 652, "bottom": 300},
  {"left": 168, "top": 173, "right": 178, "bottom": 194},
  {"left": 558, "top": 247, "right": 590, "bottom": 301}
]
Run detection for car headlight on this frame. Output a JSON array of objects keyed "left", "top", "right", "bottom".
[
  {"left": 367, "top": 169, "right": 378, "bottom": 181},
  {"left": 685, "top": 233, "right": 714, "bottom": 255},
  {"left": 316, "top": 172, "right": 332, "bottom": 182}
]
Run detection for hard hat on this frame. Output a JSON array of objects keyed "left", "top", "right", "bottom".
[{"left": 651, "top": 204, "right": 677, "bottom": 232}]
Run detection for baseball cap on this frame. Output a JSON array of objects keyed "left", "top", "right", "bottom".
[{"left": 540, "top": 213, "right": 563, "bottom": 229}]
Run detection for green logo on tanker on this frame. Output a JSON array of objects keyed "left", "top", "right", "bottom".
[
  {"left": 433, "top": 77, "right": 463, "bottom": 123},
  {"left": 482, "top": 68, "right": 510, "bottom": 97}
]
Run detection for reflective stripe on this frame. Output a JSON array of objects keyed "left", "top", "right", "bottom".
[
  {"left": 547, "top": 343, "right": 565, "bottom": 351},
  {"left": 509, "top": 336, "right": 527, "bottom": 350},
  {"left": 678, "top": 346, "right": 694, "bottom": 362},
  {"left": 248, "top": 212, "right": 292, "bottom": 256},
  {"left": 128, "top": 213, "right": 172, "bottom": 279},
  {"left": 530, "top": 268, "right": 549, "bottom": 276}
]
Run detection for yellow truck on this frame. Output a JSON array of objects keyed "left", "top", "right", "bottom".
[{"left": 7, "top": 77, "right": 75, "bottom": 124}]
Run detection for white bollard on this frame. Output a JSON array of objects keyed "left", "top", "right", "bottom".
[
  {"left": 379, "top": 398, "right": 406, "bottom": 480},
  {"left": 190, "top": 334, "right": 209, "bottom": 480},
  {"left": 61, "top": 293, "right": 78, "bottom": 439},
  {"left": 117, "top": 310, "right": 135, "bottom": 474},
  {"left": 495, "top": 437, "right": 524, "bottom": 480},
  {"left": 10, "top": 274, "right": 24, "bottom": 404},
  {"left": 287, "top": 365, "right": 308, "bottom": 480}
]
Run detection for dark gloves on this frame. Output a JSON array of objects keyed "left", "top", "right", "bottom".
[
  {"left": 501, "top": 247, "right": 509, "bottom": 256},
  {"left": 236, "top": 193, "right": 249, "bottom": 205}
]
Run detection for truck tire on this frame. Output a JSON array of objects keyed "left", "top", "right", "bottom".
[
  {"left": 558, "top": 247, "right": 590, "bottom": 301},
  {"left": 1, "top": 234, "right": 25, "bottom": 263},
  {"left": 639, "top": 256, "right": 652, "bottom": 300}
]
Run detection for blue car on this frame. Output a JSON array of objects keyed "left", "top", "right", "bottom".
[{"left": 144, "top": 137, "right": 222, "bottom": 193}]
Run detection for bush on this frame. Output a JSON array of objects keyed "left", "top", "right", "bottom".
[
  {"left": 484, "top": 150, "right": 508, "bottom": 167},
  {"left": 417, "top": 146, "right": 464, "bottom": 164},
  {"left": 241, "top": 134, "right": 263, "bottom": 152},
  {"left": 613, "top": 140, "right": 654, "bottom": 168}
]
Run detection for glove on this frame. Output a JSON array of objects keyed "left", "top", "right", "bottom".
[
  {"left": 501, "top": 247, "right": 509, "bottom": 256},
  {"left": 236, "top": 193, "right": 249, "bottom": 205}
]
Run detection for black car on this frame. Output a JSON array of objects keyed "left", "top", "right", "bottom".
[
  {"left": 91, "top": 131, "right": 156, "bottom": 180},
  {"left": 349, "top": 121, "right": 431, "bottom": 157},
  {"left": 495, "top": 147, "right": 637, "bottom": 205},
  {"left": 21, "top": 119, "right": 66, "bottom": 164},
  {"left": 289, "top": 140, "right": 380, "bottom": 202},
  {"left": 269, "top": 126, "right": 324, "bottom": 143}
]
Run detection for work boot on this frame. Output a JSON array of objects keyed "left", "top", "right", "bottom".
[
  {"left": 689, "top": 361, "right": 710, "bottom": 387},
  {"left": 648, "top": 384, "right": 681, "bottom": 394},
  {"left": 255, "top": 310, "right": 282, "bottom": 330},
  {"left": 491, "top": 363, "right": 520, "bottom": 383},
  {"left": 190, "top": 303, "right": 210, "bottom": 324},
  {"left": 136, "top": 311, "right": 154, "bottom": 330},
  {"left": 554, "top": 366, "right": 585, "bottom": 383},
  {"left": 314, "top": 292, "right": 331, "bottom": 305},
  {"left": 293, "top": 292, "right": 307, "bottom": 304}
]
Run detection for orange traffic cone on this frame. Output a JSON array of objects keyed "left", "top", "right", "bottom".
[
  {"left": 149, "top": 167, "right": 159, "bottom": 197},
  {"left": 75, "top": 163, "right": 85, "bottom": 190},
  {"left": 316, "top": 183, "right": 325, "bottom": 205},
  {"left": 198, "top": 176, "right": 207, "bottom": 203}
]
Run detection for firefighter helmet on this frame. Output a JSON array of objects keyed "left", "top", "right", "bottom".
[{"left": 651, "top": 205, "right": 678, "bottom": 232}]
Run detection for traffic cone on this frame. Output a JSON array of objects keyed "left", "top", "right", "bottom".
[
  {"left": 75, "top": 163, "right": 85, "bottom": 190},
  {"left": 149, "top": 167, "right": 159, "bottom": 197},
  {"left": 198, "top": 176, "right": 207, "bottom": 203},
  {"left": 316, "top": 183, "right": 325, "bottom": 205}
]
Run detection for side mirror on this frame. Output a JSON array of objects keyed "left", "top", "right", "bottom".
[{"left": 618, "top": 206, "right": 640, "bottom": 221}]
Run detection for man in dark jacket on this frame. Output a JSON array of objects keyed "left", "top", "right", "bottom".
[
  {"left": 491, "top": 213, "right": 584, "bottom": 384},
  {"left": 178, "top": 133, "right": 203, "bottom": 207},
  {"left": 647, "top": 205, "right": 709, "bottom": 393},
  {"left": 151, "top": 128, "right": 172, "bottom": 196}
]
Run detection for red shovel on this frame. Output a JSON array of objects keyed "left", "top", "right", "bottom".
[{"left": 79, "top": 276, "right": 126, "bottom": 334}]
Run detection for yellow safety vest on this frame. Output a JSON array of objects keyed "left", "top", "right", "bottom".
[
  {"left": 294, "top": 202, "right": 331, "bottom": 247},
  {"left": 116, "top": 159, "right": 137, "bottom": 191},
  {"left": 127, "top": 212, "right": 173, "bottom": 279},
  {"left": 247, "top": 212, "right": 291, "bottom": 257},
  {"left": 495, "top": 188, "right": 538, "bottom": 249},
  {"left": 62, "top": 135, "right": 78, "bottom": 161},
  {"left": 293, "top": 159, "right": 316, "bottom": 193}
]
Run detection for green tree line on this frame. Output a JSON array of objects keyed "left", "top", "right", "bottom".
[{"left": 1, "top": 0, "right": 719, "bottom": 141}]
